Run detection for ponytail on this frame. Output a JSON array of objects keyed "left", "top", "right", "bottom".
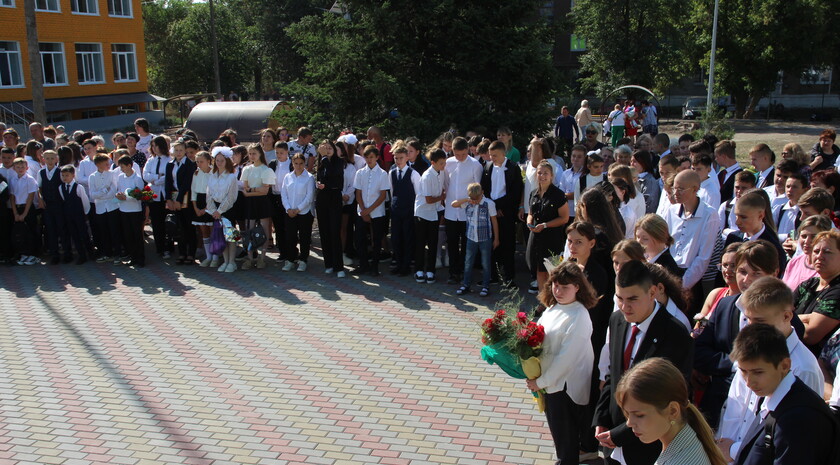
[{"left": 685, "top": 404, "right": 727, "bottom": 465}]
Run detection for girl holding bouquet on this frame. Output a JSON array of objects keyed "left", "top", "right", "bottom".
[
  {"left": 206, "top": 151, "right": 238, "bottom": 272},
  {"left": 528, "top": 261, "right": 598, "bottom": 464}
]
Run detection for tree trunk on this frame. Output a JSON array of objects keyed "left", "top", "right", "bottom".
[
  {"left": 23, "top": 0, "right": 45, "bottom": 123},
  {"left": 743, "top": 93, "right": 761, "bottom": 119},
  {"left": 732, "top": 89, "right": 749, "bottom": 118}
]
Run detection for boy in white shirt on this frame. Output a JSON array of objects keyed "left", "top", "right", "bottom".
[
  {"left": 451, "top": 183, "right": 499, "bottom": 297},
  {"left": 89, "top": 154, "right": 121, "bottom": 262},
  {"left": 58, "top": 165, "right": 92, "bottom": 265},
  {"left": 414, "top": 149, "right": 447, "bottom": 284},
  {"left": 353, "top": 146, "right": 390, "bottom": 276},
  {"left": 773, "top": 173, "right": 806, "bottom": 242},
  {"left": 115, "top": 155, "right": 146, "bottom": 267},
  {"left": 691, "top": 153, "right": 721, "bottom": 209},
  {"left": 38, "top": 150, "right": 64, "bottom": 264},
  {"left": 9, "top": 158, "right": 39, "bottom": 264}
]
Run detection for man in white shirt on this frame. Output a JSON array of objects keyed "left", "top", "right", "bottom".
[
  {"left": 443, "top": 137, "right": 483, "bottom": 284},
  {"left": 714, "top": 140, "right": 742, "bottom": 204},
  {"left": 749, "top": 144, "right": 775, "bottom": 190},
  {"left": 665, "top": 170, "right": 720, "bottom": 305},
  {"left": 716, "top": 278, "right": 823, "bottom": 463},
  {"left": 692, "top": 153, "right": 721, "bottom": 210},
  {"left": 414, "top": 150, "right": 447, "bottom": 284},
  {"left": 353, "top": 146, "right": 390, "bottom": 277},
  {"left": 773, "top": 173, "right": 806, "bottom": 241},
  {"left": 764, "top": 159, "right": 798, "bottom": 209},
  {"left": 287, "top": 127, "right": 316, "bottom": 172}
]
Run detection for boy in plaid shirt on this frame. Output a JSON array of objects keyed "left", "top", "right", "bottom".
[{"left": 451, "top": 182, "right": 499, "bottom": 297}]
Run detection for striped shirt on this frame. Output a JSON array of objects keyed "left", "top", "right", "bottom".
[{"left": 655, "top": 424, "right": 712, "bottom": 465}]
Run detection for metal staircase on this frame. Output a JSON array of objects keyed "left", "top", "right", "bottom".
[{"left": 0, "top": 101, "right": 33, "bottom": 128}]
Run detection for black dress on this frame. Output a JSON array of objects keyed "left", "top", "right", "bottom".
[{"left": 526, "top": 184, "right": 567, "bottom": 273}]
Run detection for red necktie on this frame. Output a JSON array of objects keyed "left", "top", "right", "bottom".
[
  {"left": 623, "top": 325, "right": 641, "bottom": 371},
  {"left": 717, "top": 169, "right": 726, "bottom": 186}
]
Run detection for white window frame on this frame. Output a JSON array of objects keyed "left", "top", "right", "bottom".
[
  {"left": 35, "top": 0, "right": 60, "bottom": 12},
  {"left": 0, "top": 41, "right": 24, "bottom": 88},
  {"left": 108, "top": 0, "right": 132, "bottom": 18},
  {"left": 111, "top": 43, "right": 138, "bottom": 82},
  {"left": 75, "top": 43, "right": 105, "bottom": 85},
  {"left": 39, "top": 42, "right": 68, "bottom": 86},
  {"left": 0, "top": 0, "right": 15, "bottom": 9},
  {"left": 71, "top": 0, "right": 99, "bottom": 15}
]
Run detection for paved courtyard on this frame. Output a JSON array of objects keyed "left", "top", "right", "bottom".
[{"left": 0, "top": 241, "right": 558, "bottom": 465}]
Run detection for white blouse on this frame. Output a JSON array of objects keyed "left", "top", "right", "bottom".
[
  {"left": 117, "top": 172, "right": 144, "bottom": 213},
  {"left": 206, "top": 172, "right": 238, "bottom": 216},
  {"left": 536, "top": 301, "right": 593, "bottom": 403},
  {"left": 241, "top": 164, "right": 275, "bottom": 190},
  {"left": 343, "top": 164, "right": 357, "bottom": 206},
  {"left": 281, "top": 170, "right": 315, "bottom": 215},
  {"left": 190, "top": 169, "right": 212, "bottom": 201}
]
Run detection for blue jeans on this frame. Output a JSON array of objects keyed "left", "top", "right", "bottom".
[{"left": 463, "top": 238, "right": 492, "bottom": 288}]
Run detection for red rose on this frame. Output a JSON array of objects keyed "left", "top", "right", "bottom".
[
  {"left": 517, "top": 312, "right": 527, "bottom": 323},
  {"left": 495, "top": 310, "right": 506, "bottom": 319},
  {"left": 152, "top": 194, "right": 158, "bottom": 198}
]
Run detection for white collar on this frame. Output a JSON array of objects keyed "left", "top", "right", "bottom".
[
  {"left": 759, "top": 166, "right": 774, "bottom": 179},
  {"left": 725, "top": 163, "right": 741, "bottom": 174},
  {"left": 648, "top": 247, "right": 667, "bottom": 263},
  {"left": 633, "top": 301, "right": 661, "bottom": 335},
  {"left": 760, "top": 371, "right": 797, "bottom": 420},
  {"left": 745, "top": 224, "right": 766, "bottom": 241}
]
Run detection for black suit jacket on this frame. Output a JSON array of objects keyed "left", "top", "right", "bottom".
[
  {"left": 480, "top": 159, "right": 523, "bottom": 216},
  {"left": 720, "top": 166, "right": 743, "bottom": 203},
  {"left": 735, "top": 377, "right": 838, "bottom": 465},
  {"left": 757, "top": 167, "right": 775, "bottom": 190},
  {"left": 165, "top": 157, "right": 196, "bottom": 203},
  {"left": 593, "top": 305, "right": 694, "bottom": 465},
  {"left": 410, "top": 157, "right": 429, "bottom": 175},
  {"left": 653, "top": 249, "right": 682, "bottom": 278},
  {"left": 724, "top": 229, "right": 787, "bottom": 278}
]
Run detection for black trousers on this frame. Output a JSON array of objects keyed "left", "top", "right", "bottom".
[
  {"left": 316, "top": 190, "right": 344, "bottom": 271},
  {"left": 14, "top": 205, "right": 38, "bottom": 256},
  {"left": 176, "top": 208, "right": 196, "bottom": 257},
  {"left": 355, "top": 215, "right": 386, "bottom": 270},
  {"left": 414, "top": 216, "right": 439, "bottom": 274},
  {"left": 0, "top": 206, "right": 12, "bottom": 260},
  {"left": 43, "top": 207, "right": 65, "bottom": 258},
  {"left": 120, "top": 210, "right": 145, "bottom": 265},
  {"left": 269, "top": 193, "right": 288, "bottom": 260},
  {"left": 148, "top": 201, "right": 171, "bottom": 254},
  {"left": 63, "top": 212, "right": 89, "bottom": 260},
  {"left": 544, "top": 390, "right": 580, "bottom": 465},
  {"left": 445, "top": 219, "right": 467, "bottom": 277},
  {"left": 493, "top": 212, "right": 516, "bottom": 282},
  {"left": 285, "top": 212, "right": 313, "bottom": 262},
  {"left": 93, "top": 210, "right": 121, "bottom": 258},
  {"left": 391, "top": 212, "right": 414, "bottom": 272}
]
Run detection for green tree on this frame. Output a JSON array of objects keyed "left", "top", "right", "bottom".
[
  {"left": 689, "top": 0, "right": 832, "bottom": 118},
  {"left": 571, "top": 0, "right": 690, "bottom": 98},
  {"left": 283, "top": 0, "right": 559, "bottom": 142}
]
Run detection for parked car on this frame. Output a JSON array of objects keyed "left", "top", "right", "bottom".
[{"left": 682, "top": 96, "right": 732, "bottom": 119}]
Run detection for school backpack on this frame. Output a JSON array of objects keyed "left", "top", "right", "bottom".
[{"left": 165, "top": 213, "right": 181, "bottom": 241}]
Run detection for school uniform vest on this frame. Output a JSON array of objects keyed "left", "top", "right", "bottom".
[
  {"left": 390, "top": 166, "right": 416, "bottom": 218},
  {"left": 39, "top": 169, "right": 62, "bottom": 209},
  {"left": 61, "top": 183, "right": 85, "bottom": 220}
]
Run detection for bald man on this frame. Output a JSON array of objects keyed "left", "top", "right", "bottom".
[
  {"left": 664, "top": 170, "right": 721, "bottom": 301},
  {"left": 367, "top": 126, "right": 392, "bottom": 170}
]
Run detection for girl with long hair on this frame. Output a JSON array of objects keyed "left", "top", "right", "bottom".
[{"left": 315, "top": 139, "right": 347, "bottom": 276}]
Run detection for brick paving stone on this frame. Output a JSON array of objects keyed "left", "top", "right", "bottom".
[{"left": 0, "top": 243, "right": 556, "bottom": 464}]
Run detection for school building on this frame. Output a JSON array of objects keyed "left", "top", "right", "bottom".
[{"left": 0, "top": 0, "right": 161, "bottom": 129}]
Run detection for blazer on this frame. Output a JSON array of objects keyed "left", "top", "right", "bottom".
[
  {"left": 409, "top": 156, "right": 429, "bottom": 175},
  {"left": 164, "top": 157, "right": 196, "bottom": 203},
  {"left": 720, "top": 167, "right": 743, "bottom": 204},
  {"left": 735, "top": 377, "right": 839, "bottom": 465},
  {"left": 480, "top": 159, "right": 523, "bottom": 216},
  {"left": 593, "top": 306, "right": 694, "bottom": 465},
  {"left": 757, "top": 167, "right": 775, "bottom": 190},
  {"left": 724, "top": 228, "right": 788, "bottom": 278}
]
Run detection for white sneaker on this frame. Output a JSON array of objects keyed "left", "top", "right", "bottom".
[
  {"left": 225, "top": 263, "right": 236, "bottom": 273},
  {"left": 297, "top": 261, "right": 307, "bottom": 272},
  {"left": 337, "top": 271, "right": 346, "bottom": 278},
  {"left": 415, "top": 272, "right": 425, "bottom": 283},
  {"left": 16, "top": 256, "right": 29, "bottom": 265},
  {"left": 199, "top": 258, "right": 212, "bottom": 267},
  {"left": 210, "top": 258, "right": 220, "bottom": 268},
  {"left": 343, "top": 254, "right": 353, "bottom": 266},
  {"left": 25, "top": 256, "right": 39, "bottom": 265},
  {"left": 282, "top": 261, "right": 295, "bottom": 271},
  {"left": 325, "top": 268, "right": 334, "bottom": 274},
  {"left": 218, "top": 262, "right": 228, "bottom": 272}
]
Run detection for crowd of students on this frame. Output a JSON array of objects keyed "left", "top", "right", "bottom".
[{"left": 2, "top": 115, "right": 840, "bottom": 464}]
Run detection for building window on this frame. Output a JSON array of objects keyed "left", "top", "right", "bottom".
[
  {"left": 108, "top": 0, "right": 132, "bottom": 17},
  {"left": 81, "top": 109, "right": 106, "bottom": 119},
  {"left": 0, "top": 0, "right": 15, "bottom": 8},
  {"left": 111, "top": 43, "right": 137, "bottom": 82},
  {"left": 40, "top": 42, "right": 67, "bottom": 86},
  {"left": 570, "top": 34, "right": 586, "bottom": 52},
  {"left": 47, "top": 112, "right": 71, "bottom": 123},
  {"left": 117, "top": 104, "right": 138, "bottom": 114},
  {"left": 71, "top": 0, "right": 98, "bottom": 14},
  {"left": 35, "top": 0, "right": 60, "bottom": 11},
  {"left": 0, "top": 41, "right": 24, "bottom": 88},
  {"left": 75, "top": 43, "right": 105, "bottom": 84}
]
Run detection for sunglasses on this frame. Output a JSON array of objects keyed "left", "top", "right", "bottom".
[{"left": 586, "top": 130, "right": 597, "bottom": 135}]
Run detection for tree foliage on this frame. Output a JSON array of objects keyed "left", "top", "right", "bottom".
[
  {"left": 571, "top": 0, "right": 690, "bottom": 98},
  {"left": 689, "top": 0, "right": 833, "bottom": 118},
  {"left": 282, "top": 0, "right": 559, "bottom": 141}
]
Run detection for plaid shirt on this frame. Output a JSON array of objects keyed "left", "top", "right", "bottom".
[{"left": 464, "top": 198, "right": 496, "bottom": 242}]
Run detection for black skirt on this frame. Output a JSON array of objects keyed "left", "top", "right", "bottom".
[
  {"left": 227, "top": 191, "right": 245, "bottom": 221},
  {"left": 192, "top": 193, "right": 213, "bottom": 225},
  {"left": 245, "top": 194, "right": 273, "bottom": 220}
]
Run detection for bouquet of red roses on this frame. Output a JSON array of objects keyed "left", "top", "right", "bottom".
[
  {"left": 480, "top": 307, "right": 546, "bottom": 411},
  {"left": 126, "top": 185, "right": 157, "bottom": 202}
]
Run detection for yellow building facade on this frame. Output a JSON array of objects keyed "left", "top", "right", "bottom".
[{"left": 0, "top": 0, "right": 156, "bottom": 122}]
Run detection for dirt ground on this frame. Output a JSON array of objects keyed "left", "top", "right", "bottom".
[{"left": 659, "top": 120, "right": 835, "bottom": 165}]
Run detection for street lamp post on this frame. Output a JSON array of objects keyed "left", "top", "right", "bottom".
[{"left": 706, "top": 0, "right": 720, "bottom": 111}]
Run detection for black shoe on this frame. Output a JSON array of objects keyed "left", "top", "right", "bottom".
[
  {"left": 447, "top": 274, "right": 461, "bottom": 284},
  {"left": 489, "top": 277, "right": 500, "bottom": 285},
  {"left": 75, "top": 258, "right": 87, "bottom": 265},
  {"left": 351, "top": 266, "right": 368, "bottom": 275},
  {"left": 128, "top": 261, "right": 145, "bottom": 268},
  {"left": 369, "top": 269, "right": 380, "bottom": 277},
  {"left": 389, "top": 268, "right": 400, "bottom": 275},
  {"left": 456, "top": 285, "right": 470, "bottom": 295},
  {"left": 50, "top": 256, "right": 60, "bottom": 265},
  {"left": 62, "top": 256, "right": 74, "bottom": 264}
]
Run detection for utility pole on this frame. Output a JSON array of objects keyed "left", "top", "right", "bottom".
[
  {"left": 706, "top": 0, "right": 720, "bottom": 112},
  {"left": 209, "top": 0, "right": 222, "bottom": 99},
  {"left": 23, "top": 0, "right": 46, "bottom": 123}
]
